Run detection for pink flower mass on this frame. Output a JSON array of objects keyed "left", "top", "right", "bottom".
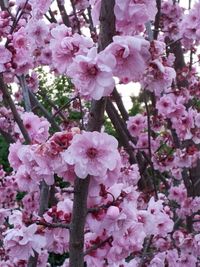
[
  {"left": 4, "top": 223, "right": 46, "bottom": 261},
  {"left": 0, "top": 0, "right": 200, "bottom": 266},
  {"left": 68, "top": 48, "right": 115, "bottom": 100},
  {"left": 62, "top": 131, "right": 120, "bottom": 178}
]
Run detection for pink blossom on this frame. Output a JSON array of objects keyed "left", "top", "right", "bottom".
[
  {"left": 15, "top": 112, "right": 50, "bottom": 143},
  {"left": 22, "top": 192, "right": 39, "bottom": 215},
  {"left": 143, "top": 59, "right": 176, "bottom": 96},
  {"left": 0, "top": 45, "right": 12, "bottom": 73},
  {"left": 50, "top": 24, "right": 72, "bottom": 41},
  {"left": 149, "top": 252, "right": 165, "bottom": 267},
  {"left": 107, "top": 222, "right": 146, "bottom": 262},
  {"left": 8, "top": 210, "right": 23, "bottom": 228},
  {"left": 37, "top": 250, "right": 49, "bottom": 267},
  {"left": 4, "top": 224, "right": 46, "bottom": 260},
  {"left": 106, "top": 206, "right": 120, "bottom": 220},
  {"left": 62, "top": 131, "right": 120, "bottom": 178},
  {"left": 127, "top": 114, "right": 147, "bottom": 137},
  {"left": 156, "top": 95, "right": 176, "bottom": 117},
  {"left": 114, "top": 0, "right": 157, "bottom": 35},
  {"left": 38, "top": 47, "right": 52, "bottom": 65},
  {"left": 119, "top": 164, "right": 141, "bottom": 186},
  {"left": 13, "top": 48, "right": 33, "bottom": 75},
  {"left": 161, "top": 1, "right": 183, "bottom": 40},
  {"left": 68, "top": 47, "right": 115, "bottom": 100},
  {"left": 26, "top": 19, "right": 49, "bottom": 47},
  {"left": 195, "top": 113, "right": 200, "bottom": 127},
  {"left": 15, "top": 166, "right": 39, "bottom": 192},
  {"left": 45, "top": 228, "right": 69, "bottom": 254},
  {"left": 29, "top": 0, "right": 52, "bottom": 18},
  {"left": 171, "top": 109, "right": 195, "bottom": 141},
  {"left": 50, "top": 32, "right": 93, "bottom": 74},
  {"left": 12, "top": 27, "right": 28, "bottom": 50},
  {"left": 8, "top": 141, "right": 23, "bottom": 170},
  {"left": 136, "top": 133, "right": 158, "bottom": 153},
  {"left": 105, "top": 35, "right": 150, "bottom": 83},
  {"left": 74, "top": 0, "right": 89, "bottom": 10},
  {"left": 177, "top": 253, "right": 197, "bottom": 267},
  {"left": 180, "top": 2, "right": 200, "bottom": 49},
  {"left": 11, "top": 144, "right": 54, "bottom": 186}
]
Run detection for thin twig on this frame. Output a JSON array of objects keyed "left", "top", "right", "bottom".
[
  {"left": 52, "top": 96, "right": 78, "bottom": 118},
  {"left": 84, "top": 236, "right": 112, "bottom": 256},
  {"left": 143, "top": 89, "right": 158, "bottom": 200},
  {"left": 18, "top": 75, "right": 32, "bottom": 112},
  {"left": 36, "top": 221, "right": 70, "bottom": 229},
  {"left": 29, "top": 90, "right": 61, "bottom": 131},
  {"left": 138, "top": 235, "right": 154, "bottom": 267},
  {"left": 38, "top": 91, "right": 68, "bottom": 123}
]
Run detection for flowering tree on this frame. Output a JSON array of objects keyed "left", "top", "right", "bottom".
[{"left": 0, "top": 0, "right": 200, "bottom": 266}]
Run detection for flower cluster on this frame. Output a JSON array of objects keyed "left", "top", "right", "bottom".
[{"left": 0, "top": 0, "right": 200, "bottom": 266}]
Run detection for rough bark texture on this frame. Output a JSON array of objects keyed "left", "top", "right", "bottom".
[
  {"left": 56, "top": 0, "right": 71, "bottom": 27},
  {"left": 69, "top": 1, "right": 116, "bottom": 267},
  {"left": 69, "top": 177, "right": 90, "bottom": 267}
]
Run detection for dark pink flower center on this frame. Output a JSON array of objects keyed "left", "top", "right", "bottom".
[
  {"left": 25, "top": 123, "right": 31, "bottom": 129},
  {"left": 34, "top": 28, "right": 42, "bottom": 36},
  {"left": 162, "top": 101, "right": 169, "bottom": 108},
  {"left": 86, "top": 147, "right": 98, "bottom": 159},
  {"left": 72, "top": 44, "right": 79, "bottom": 53},
  {"left": 87, "top": 65, "right": 98, "bottom": 76},
  {"left": 135, "top": 120, "right": 141, "bottom": 125},
  {"left": 116, "top": 48, "right": 125, "bottom": 58}
]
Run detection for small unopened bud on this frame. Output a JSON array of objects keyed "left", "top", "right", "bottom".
[
  {"left": 1, "top": 11, "right": 9, "bottom": 19},
  {"left": 4, "top": 62, "right": 12, "bottom": 69},
  {"left": 106, "top": 206, "right": 120, "bottom": 220}
]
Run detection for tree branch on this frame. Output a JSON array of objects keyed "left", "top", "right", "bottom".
[
  {"left": 84, "top": 236, "right": 112, "bottom": 256},
  {"left": 18, "top": 75, "right": 32, "bottom": 112},
  {"left": 29, "top": 90, "right": 61, "bottom": 131},
  {"left": 56, "top": 0, "right": 71, "bottom": 27},
  {"left": 153, "top": 0, "right": 161, "bottom": 40},
  {"left": 36, "top": 221, "right": 70, "bottom": 229},
  {"left": 143, "top": 89, "right": 158, "bottom": 200},
  {"left": 69, "top": 1, "right": 116, "bottom": 266},
  {"left": 0, "top": 74, "right": 31, "bottom": 144},
  {"left": 106, "top": 99, "right": 136, "bottom": 164},
  {"left": 112, "top": 87, "right": 129, "bottom": 121}
]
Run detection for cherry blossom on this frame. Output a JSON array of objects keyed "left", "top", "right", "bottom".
[
  {"left": 68, "top": 47, "right": 115, "bottom": 100},
  {"left": 62, "top": 131, "right": 120, "bottom": 178},
  {"left": 0, "top": 0, "right": 200, "bottom": 266},
  {"left": 4, "top": 224, "right": 46, "bottom": 261}
]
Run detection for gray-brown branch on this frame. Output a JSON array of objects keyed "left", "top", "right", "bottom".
[{"left": 69, "top": 1, "right": 116, "bottom": 267}]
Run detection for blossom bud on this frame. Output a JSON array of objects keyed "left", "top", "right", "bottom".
[{"left": 106, "top": 206, "right": 120, "bottom": 220}]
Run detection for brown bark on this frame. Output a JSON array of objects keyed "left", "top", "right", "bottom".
[
  {"left": 69, "top": 1, "right": 116, "bottom": 266},
  {"left": 56, "top": 0, "right": 71, "bottom": 27}
]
